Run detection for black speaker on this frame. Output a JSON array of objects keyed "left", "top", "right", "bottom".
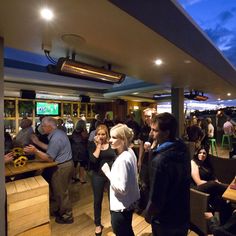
[
  {"left": 21, "top": 90, "right": 36, "bottom": 99},
  {"left": 80, "top": 95, "right": 90, "bottom": 103},
  {"left": 141, "top": 102, "right": 151, "bottom": 107},
  {"left": 116, "top": 99, "right": 126, "bottom": 105}
]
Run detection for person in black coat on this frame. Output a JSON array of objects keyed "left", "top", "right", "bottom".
[
  {"left": 145, "top": 113, "right": 191, "bottom": 236},
  {"left": 191, "top": 147, "right": 232, "bottom": 224},
  {"left": 71, "top": 119, "right": 89, "bottom": 183}
]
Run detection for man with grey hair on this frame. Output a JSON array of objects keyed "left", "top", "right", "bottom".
[{"left": 24, "top": 116, "right": 74, "bottom": 224}]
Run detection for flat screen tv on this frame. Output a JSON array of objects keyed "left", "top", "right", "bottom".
[{"left": 36, "top": 102, "right": 60, "bottom": 116}]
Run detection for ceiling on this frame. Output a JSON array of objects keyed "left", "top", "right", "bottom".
[{"left": 1, "top": 0, "right": 236, "bottom": 103}]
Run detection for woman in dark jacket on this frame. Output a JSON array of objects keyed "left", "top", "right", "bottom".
[
  {"left": 191, "top": 147, "right": 232, "bottom": 224},
  {"left": 88, "top": 124, "right": 116, "bottom": 236},
  {"left": 71, "top": 119, "right": 89, "bottom": 183}
]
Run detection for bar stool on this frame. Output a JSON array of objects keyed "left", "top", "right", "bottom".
[
  {"left": 221, "top": 134, "right": 231, "bottom": 149},
  {"left": 209, "top": 138, "right": 218, "bottom": 156}
]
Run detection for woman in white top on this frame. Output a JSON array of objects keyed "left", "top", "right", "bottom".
[{"left": 102, "top": 124, "right": 140, "bottom": 236}]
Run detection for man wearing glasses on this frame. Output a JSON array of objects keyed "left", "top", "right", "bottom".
[{"left": 24, "top": 116, "right": 74, "bottom": 224}]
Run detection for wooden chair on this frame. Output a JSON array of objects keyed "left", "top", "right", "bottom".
[
  {"left": 190, "top": 188, "right": 210, "bottom": 236},
  {"left": 210, "top": 156, "right": 236, "bottom": 184}
]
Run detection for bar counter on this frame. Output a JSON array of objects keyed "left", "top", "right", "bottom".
[{"left": 5, "top": 159, "right": 57, "bottom": 177}]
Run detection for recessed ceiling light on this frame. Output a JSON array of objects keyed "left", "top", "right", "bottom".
[
  {"left": 132, "top": 92, "right": 139, "bottom": 95},
  {"left": 154, "top": 59, "right": 163, "bottom": 66},
  {"left": 217, "top": 98, "right": 221, "bottom": 101},
  {"left": 40, "top": 8, "right": 54, "bottom": 21},
  {"left": 184, "top": 60, "right": 192, "bottom": 64},
  {"left": 227, "top": 93, "right": 231, "bottom": 96}
]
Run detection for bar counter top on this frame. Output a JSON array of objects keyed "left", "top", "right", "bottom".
[{"left": 5, "top": 159, "right": 57, "bottom": 177}]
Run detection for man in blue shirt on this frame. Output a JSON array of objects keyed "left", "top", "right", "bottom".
[{"left": 24, "top": 117, "right": 74, "bottom": 224}]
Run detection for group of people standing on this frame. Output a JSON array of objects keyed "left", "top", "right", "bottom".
[
  {"left": 13, "top": 110, "right": 189, "bottom": 236},
  {"left": 70, "top": 115, "right": 140, "bottom": 235},
  {"left": 5, "top": 108, "right": 235, "bottom": 236},
  {"left": 185, "top": 111, "right": 236, "bottom": 155},
  {"left": 86, "top": 111, "right": 191, "bottom": 236}
]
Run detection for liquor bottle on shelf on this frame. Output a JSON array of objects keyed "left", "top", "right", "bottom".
[{"left": 5, "top": 125, "right": 11, "bottom": 133}]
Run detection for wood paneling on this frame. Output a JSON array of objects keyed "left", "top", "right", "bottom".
[{"left": 6, "top": 176, "right": 49, "bottom": 236}]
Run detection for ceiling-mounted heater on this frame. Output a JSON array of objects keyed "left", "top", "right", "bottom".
[
  {"left": 184, "top": 90, "right": 208, "bottom": 101},
  {"left": 51, "top": 57, "right": 125, "bottom": 84}
]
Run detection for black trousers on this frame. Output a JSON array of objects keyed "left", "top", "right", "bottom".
[
  {"left": 111, "top": 210, "right": 134, "bottom": 236},
  {"left": 91, "top": 172, "right": 108, "bottom": 226},
  {"left": 195, "top": 181, "right": 232, "bottom": 224},
  {"left": 151, "top": 221, "right": 188, "bottom": 236}
]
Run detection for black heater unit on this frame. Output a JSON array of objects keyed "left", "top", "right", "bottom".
[{"left": 184, "top": 91, "right": 208, "bottom": 101}]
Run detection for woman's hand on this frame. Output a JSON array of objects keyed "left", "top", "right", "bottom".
[
  {"left": 94, "top": 135, "right": 102, "bottom": 145},
  {"left": 4, "top": 152, "right": 14, "bottom": 163},
  {"left": 198, "top": 180, "right": 207, "bottom": 185}
]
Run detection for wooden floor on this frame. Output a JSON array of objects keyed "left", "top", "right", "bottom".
[
  {"left": 51, "top": 145, "right": 230, "bottom": 235},
  {"left": 51, "top": 178, "right": 152, "bottom": 236},
  {"left": 51, "top": 177, "right": 200, "bottom": 236}
]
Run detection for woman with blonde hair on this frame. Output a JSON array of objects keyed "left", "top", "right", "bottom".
[
  {"left": 88, "top": 124, "right": 116, "bottom": 236},
  {"left": 102, "top": 124, "right": 140, "bottom": 236}
]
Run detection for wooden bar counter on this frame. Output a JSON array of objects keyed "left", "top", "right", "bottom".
[
  {"left": 6, "top": 176, "right": 50, "bottom": 235},
  {"left": 5, "top": 159, "right": 57, "bottom": 177}
]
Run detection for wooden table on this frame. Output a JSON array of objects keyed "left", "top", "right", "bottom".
[
  {"left": 222, "top": 179, "right": 236, "bottom": 203},
  {"left": 5, "top": 159, "right": 57, "bottom": 177}
]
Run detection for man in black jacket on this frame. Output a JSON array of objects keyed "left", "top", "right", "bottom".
[{"left": 145, "top": 112, "right": 191, "bottom": 236}]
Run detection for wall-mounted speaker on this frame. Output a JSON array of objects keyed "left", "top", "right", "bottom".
[
  {"left": 116, "top": 99, "right": 126, "bottom": 105},
  {"left": 21, "top": 90, "right": 36, "bottom": 99},
  {"left": 80, "top": 95, "right": 90, "bottom": 103},
  {"left": 141, "top": 102, "right": 151, "bottom": 107}
]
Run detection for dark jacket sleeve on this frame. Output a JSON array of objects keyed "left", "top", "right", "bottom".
[
  {"left": 150, "top": 157, "right": 169, "bottom": 212},
  {"left": 145, "top": 157, "right": 169, "bottom": 220}
]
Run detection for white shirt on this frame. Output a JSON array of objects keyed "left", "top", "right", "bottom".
[
  {"left": 109, "top": 148, "right": 140, "bottom": 211},
  {"left": 208, "top": 123, "right": 214, "bottom": 138}
]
